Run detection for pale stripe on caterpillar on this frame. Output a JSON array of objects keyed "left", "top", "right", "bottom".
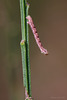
[{"left": 26, "top": 15, "right": 48, "bottom": 55}]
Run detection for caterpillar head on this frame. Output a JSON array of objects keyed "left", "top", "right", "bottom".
[{"left": 26, "top": 15, "right": 33, "bottom": 23}]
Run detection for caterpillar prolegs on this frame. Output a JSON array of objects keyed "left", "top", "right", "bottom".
[{"left": 26, "top": 15, "right": 48, "bottom": 55}]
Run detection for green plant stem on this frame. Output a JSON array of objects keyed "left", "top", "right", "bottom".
[
  {"left": 26, "top": 4, "right": 31, "bottom": 97},
  {"left": 20, "top": 0, "right": 32, "bottom": 98}
]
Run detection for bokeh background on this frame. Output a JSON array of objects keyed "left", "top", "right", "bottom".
[{"left": 0, "top": 0, "right": 67, "bottom": 100}]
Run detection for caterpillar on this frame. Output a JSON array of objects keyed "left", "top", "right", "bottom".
[
  {"left": 25, "top": 88, "right": 33, "bottom": 100},
  {"left": 26, "top": 15, "right": 48, "bottom": 55}
]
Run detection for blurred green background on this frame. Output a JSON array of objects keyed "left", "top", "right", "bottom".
[{"left": 0, "top": 0, "right": 67, "bottom": 100}]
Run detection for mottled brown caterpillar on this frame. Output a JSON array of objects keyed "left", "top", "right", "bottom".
[{"left": 26, "top": 15, "right": 48, "bottom": 55}]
